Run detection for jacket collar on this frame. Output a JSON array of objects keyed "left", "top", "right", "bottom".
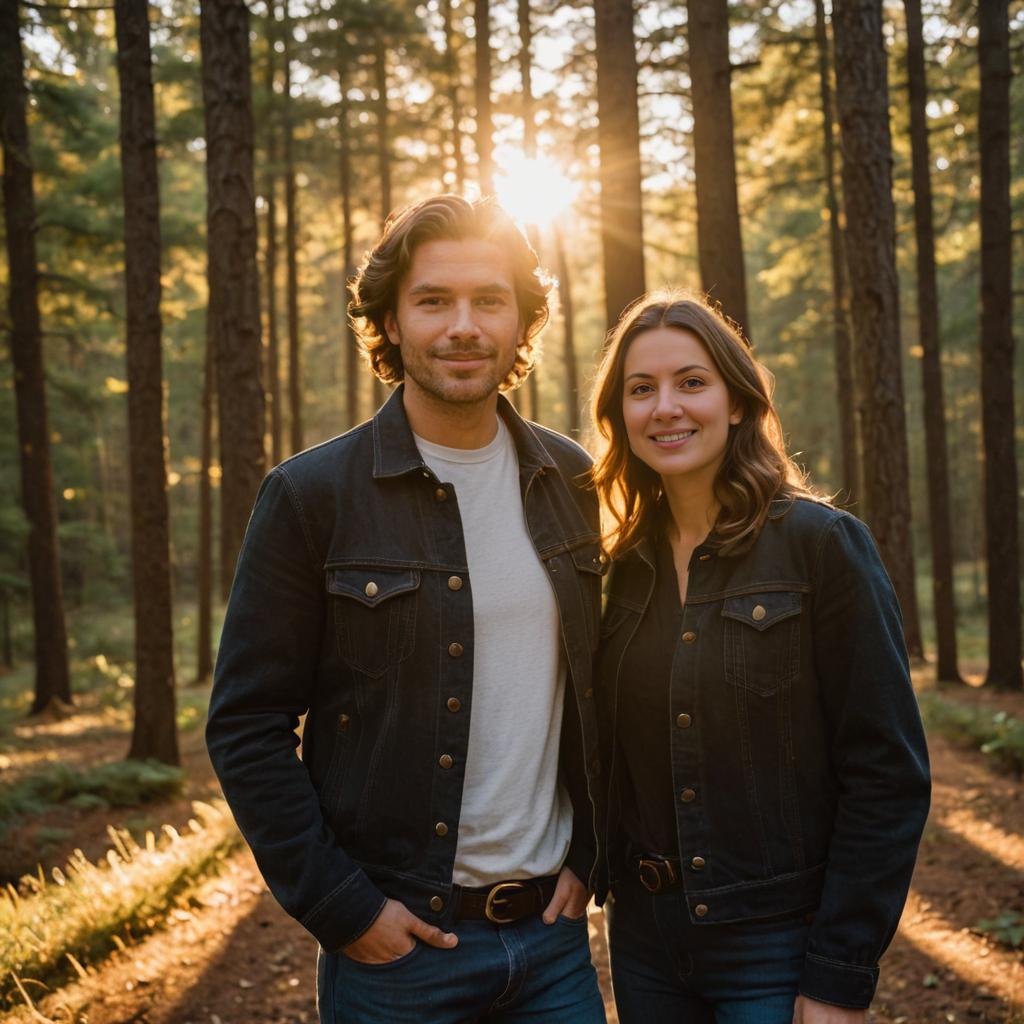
[{"left": 371, "top": 383, "right": 558, "bottom": 479}]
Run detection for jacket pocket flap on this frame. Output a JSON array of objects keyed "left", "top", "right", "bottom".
[
  {"left": 571, "top": 543, "right": 609, "bottom": 576},
  {"left": 721, "top": 591, "right": 802, "bottom": 631},
  {"left": 326, "top": 567, "right": 421, "bottom": 607}
]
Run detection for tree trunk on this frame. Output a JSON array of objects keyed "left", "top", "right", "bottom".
[
  {"left": 264, "top": 7, "right": 282, "bottom": 466},
  {"left": 373, "top": 31, "right": 390, "bottom": 410},
  {"left": 0, "top": 0, "right": 72, "bottom": 713},
  {"left": 552, "top": 223, "right": 579, "bottom": 437},
  {"left": 282, "top": 0, "right": 302, "bottom": 454},
  {"left": 337, "top": 59, "right": 359, "bottom": 429},
  {"left": 687, "top": 0, "right": 749, "bottom": 331},
  {"left": 594, "top": 0, "right": 646, "bottom": 332},
  {"left": 200, "top": 0, "right": 267, "bottom": 601},
  {"left": 474, "top": 0, "right": 494, "bottom": 194},
  {"left": 115, "top": 0, "right": 179, "bottom": 764},
  {"left": 832, "top": 0, "right": 923, "bottom": 658},
  {"left": 977, "top": 0, "right": 1021, "bottom": 689},
  {"left": 904, "top": 0, "right": 961, "bottom": 683},
  {"left": 442, "top": 0, "right": 465, "bottom": 192},
  {"left": 517, "top": 0, "right": 540, "bottom": 421},
  {"left": 813, "top": 0, "right": 859, "bottom": 505},
  {"left": 196, "top": 321, "right": 215, "bottom": 686}
]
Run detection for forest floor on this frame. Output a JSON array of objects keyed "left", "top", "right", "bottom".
[{"left": 1, "top": 664, "right": 1022, "bottom": 1024}]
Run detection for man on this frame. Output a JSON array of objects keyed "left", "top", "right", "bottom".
[{"left": 207, "top": 194, "right": 607, "bottom": 1023}]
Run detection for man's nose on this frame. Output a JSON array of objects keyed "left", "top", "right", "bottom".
[{"left": 446, "top": 299, "right": 480, "bottom": 339}]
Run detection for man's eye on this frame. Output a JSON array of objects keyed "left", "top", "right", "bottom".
[
  {"left": 417, "top": 297, "right": 445, "bottom": 306},
  {"left": 477, "top": 296, "right": 504, "bottom": 307}
]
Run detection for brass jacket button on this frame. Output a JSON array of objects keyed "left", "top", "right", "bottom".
[
  {"left": 680, "top": 788, "right": 696, "bottom": 803},
  {"left": 695, "top": 903, "right": 709, "bottom": 918},
  {"left": 435, "top": 488, "right": 447, "bottom": 502},
  {"left": 682, "top": 631, "right": 697, "bottom": 644},
  {"left": 448, "top": 642, "right": 464, "bottom": 657},
  {"left": 690, "top": 856, "right": 706, "bottom": 870},
  {"left": 676, "top": 713, "right": 692, "bottom": 729},
  {"left": 439, "top": 754, "right": 454, "bottom": 769},
  {"left": 447, "top": 697, "right": 462, "bottom": 712},
  {"left": 364, "top": 581, "right": 378, "bottom": 598},
  {"left": 435, "top": 822, "right": 449, "bottom": 837},
  {"left": 752, "top": 604, "right": 767, "bottom": 621},
  {"left": 448, "top": 575, "right": 463, "bottom": 591},
  {"left": 338, "top": 713, "right": 350, "bottom": 729},
  {"left": 429, "top": 896, "right": 444, "bottom": 912}
]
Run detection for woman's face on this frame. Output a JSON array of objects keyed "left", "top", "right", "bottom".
[{"left": 621, "top": 326, "right": 741, "bottom": 487}]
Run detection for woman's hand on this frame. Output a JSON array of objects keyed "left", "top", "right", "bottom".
[{"left": 792, "top": 995, "right": 866, "bottom": 1024}]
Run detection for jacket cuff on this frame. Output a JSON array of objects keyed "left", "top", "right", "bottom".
[
  {"left": 300, "top": 867, "right": 388, "bottom": 952},
  {"left": 564, "top": 832, "right": 597, "bottom": 889},
  {"left": 799, "top": 952, "right": 879, "bottom": 1009}
]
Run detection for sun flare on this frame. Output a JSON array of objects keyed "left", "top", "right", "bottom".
[{"left": 493, "top": 151, "right": 580, "bottom": 228}]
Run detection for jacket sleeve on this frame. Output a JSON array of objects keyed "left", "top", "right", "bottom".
[
  {"left": 799, "top": 512, "right": 931, "bottom": 1009},
  {"left": 205, "top": 469, "right": 387, "bottom": 951}
]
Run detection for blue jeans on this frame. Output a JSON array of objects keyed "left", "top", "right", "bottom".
[
  {"left": 607, "top": 875, "right": 810, "bottom": 1024},
  {"left": 316, "top": 912, "right": 606, "bottom": 1023}
]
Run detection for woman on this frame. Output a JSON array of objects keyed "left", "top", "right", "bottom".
[{"left": 591, "top": 292, "right": 930, "bottom": 1024}]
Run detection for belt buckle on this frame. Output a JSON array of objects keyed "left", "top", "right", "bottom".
[
  {"left": 638, "top": 857, "right": 676, "bottom": 894},
  {"left": 484, "top": 881, "right": 527, "bottom": 924}
]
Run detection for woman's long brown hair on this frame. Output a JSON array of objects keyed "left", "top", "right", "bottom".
[{"left": 591, "top": 290, "right": 819, "bottom": 559}]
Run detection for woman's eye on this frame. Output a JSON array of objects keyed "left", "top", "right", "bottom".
[
  {"left": 681, "top": 377, "right": 704, "bottom": 389},
  {"left": 629, "top": 383, "right": 653, "bottom": 396}
]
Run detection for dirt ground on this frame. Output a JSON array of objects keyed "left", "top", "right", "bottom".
[{"left": 2, "top": 674, "right": 1022, "bottom": 1024}]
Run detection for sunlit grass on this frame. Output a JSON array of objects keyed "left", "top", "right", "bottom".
[
  {"left": 918, "top": 690, "right": 1024, "bottom": 775},
  {"left": 0, "top": 800, "right": 241, "bottom": 1011}
]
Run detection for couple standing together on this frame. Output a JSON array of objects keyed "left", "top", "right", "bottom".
[{"left": 207, "top": 195, "right": 930, "bottom": 1024}]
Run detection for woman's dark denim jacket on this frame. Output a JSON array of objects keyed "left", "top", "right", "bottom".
[
  {"left": 207, "top": 389, "right": 605, "bottom": 954},
  {"left": 596, "top": 497, "right": 931, "bottom": 1009}
]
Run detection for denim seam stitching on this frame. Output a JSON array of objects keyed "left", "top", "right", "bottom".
[
  {"left": 804, "top": 952, "right": 877, "bottom": 976},
  {"left": 301, "top": 870, "right": 373, "bottom": 928},
  {"left": 274, "top": 466, "right": 322, "bottom": 576}
]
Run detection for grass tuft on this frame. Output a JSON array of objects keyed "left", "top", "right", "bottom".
[
  {"left": 0, "top": 799, "right": 241, "bottom": 1009},
  {"left": 918, "top": 691, "right": 1024, "bottom": 776},
  {"left": 0, "top": 760, "right": 185, "bottom": 836}
]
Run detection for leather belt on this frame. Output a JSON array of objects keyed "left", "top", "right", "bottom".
[
  {"left": 455, "top": 875, "right": 559, "bottom": 924},
  {"left": 634, "top": 854, "right": 683, "bottom": 894}
]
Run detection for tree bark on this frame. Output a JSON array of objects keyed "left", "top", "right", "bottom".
[
  {"left": 115, "top": 0, "right": 179, "bottom": 764},
  {"left": 832, "top": 0, "right": 923, "bottom": 658},
  {"left": 474, "top": 0, "right": 494, "bottom": 194},
  {"left": 687, "top": 0, "right": 749, "bottom": 331},
  {"left": 372, "top": 31, "right": 390, "bottom": 410},
  {"left": 442, "top": 0, "right": 465, "bottom": 192},
  {"left": 552, "top": 223, "right": 579, "bottom": 437},
  {"left": 264, "top": 6, "right": 282, "bottom": 466},
  {"left": 0, "top": 0, "right": 72, "bottom": 713},
  {"left": 977, "top": 0, "right": 1021, "bottom": 689},
  {"left": 813, "top": 0, "right": 859, "bottom": 504},
  {"left": 337, "top": 57, "right": 359, "bottom": 429},
  {"left": 594, "top": 0, "right": 646, "bottom": 332},
  {"left": 196, "top": 320, "right": 215, "bottom": 686},
  {"left": 904, "top": 0, "right": 961, "bottom": 683},
  {"left": 200, "top": 0, "right": 267, "bottom": 601},
  {"left": 282, "top": 0, "right": 302, "bottom": 454}
]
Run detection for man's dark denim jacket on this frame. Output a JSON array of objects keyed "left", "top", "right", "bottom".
[
  {"left": 596, "top": 498, "right": 930, "bottom": 1010},
  {"left": 207, "top": 387, "right": 605, "bottom": 954}
]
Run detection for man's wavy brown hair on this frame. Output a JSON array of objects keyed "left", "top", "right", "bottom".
[
  {"left": 348, "top": 194, "right": 552, "bottom": 390},
  {"left": 592, "top": 290, "right": 818, "bottom": 558}
]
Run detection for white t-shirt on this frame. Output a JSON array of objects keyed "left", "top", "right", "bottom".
[{"left": 414, "top": 419, "right": 572, "bottom": 887}]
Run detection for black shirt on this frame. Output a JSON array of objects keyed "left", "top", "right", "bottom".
[{"left": 615, "top": 532, "right": 683, "bottom": 856}]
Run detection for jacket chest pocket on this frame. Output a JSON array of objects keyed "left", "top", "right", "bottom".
[
  {"left": 326, "top": 567, "right": 420, "bottom": 678},
  {"left": 721, "top": 591, "right": 803, "bottom": 697}
]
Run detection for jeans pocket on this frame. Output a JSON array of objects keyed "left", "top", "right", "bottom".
[{"left": 339, "top": 940, "right": 424, "bottom": 971}]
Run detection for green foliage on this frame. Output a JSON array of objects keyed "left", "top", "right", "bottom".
[
  {"left": 0, "top": 759, "right": 185, "bottom": 835},
  {"left": 0, "top": 801, "right": 240, "bottom": 1007},
  {"left": 975, "top": 910, "right": 1024, "bottom": 949},
  {"left": 918, "top": 691, "right": 1024, "bottom": 775}
]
